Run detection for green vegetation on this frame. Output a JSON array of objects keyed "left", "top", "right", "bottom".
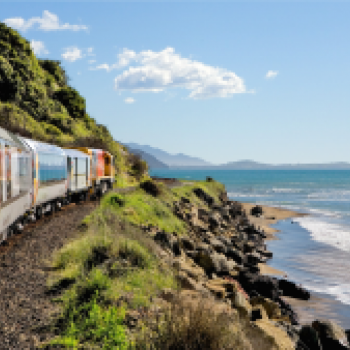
[
  {"left": 0, "top": 22, "right": 147, "bottom": 185},
  {"left": 47, "top": 203, "right": 176, "bottom": 348},
  {"left": 47, "top": 180, "right": 226, "bottom": 348}
]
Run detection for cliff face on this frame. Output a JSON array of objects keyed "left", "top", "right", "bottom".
[{"left": 0, "top": 22, "right": 147, "bottom": 185}]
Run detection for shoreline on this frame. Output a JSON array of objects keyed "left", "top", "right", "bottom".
[{"left": 241, "top": 202, "right": 307, "bottom": 277}]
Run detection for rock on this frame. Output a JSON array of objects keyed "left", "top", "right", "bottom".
[
  {"left": 196, "top": 252, "right": 234, "bottom": 275},
  {"left": 244, "top": 241, "right": 257, "bottom": 253},
  {"left": 177, "top": 271, "right": 200, "bottom": 291},
  {"left": 226, "top": 247, "right": 245, "bottom": 264},
  {"left": 251, "top": 306, "right": 267, "bottom": 321},
  {"left": 205, "top": 281, "right": 226, "bottom": 299},
  {"left": 124, "top": 310, "right": 140, "bottom": 328},
  {"left": 247, "top": 319, "right": 295, "bottom": 350},
  {"left": 209, "top": 237, "right": 227, "bottom": 254},
  {"left": 251, "top": 205, "right": 263, "bottom": 217},
  {"left": 193, "top": 187, "right": 214, "bottom": 206},
  {"left": 208, "top": 212, "right": 222, "bottom": 229},
  {"left": 239, "top": 272, "right": 280, "bottom": 300},
  {"left": 231, "top": 289, "right": 252, "bottom": 318},
  {"left": 250, "top": 296, "right": 282, "bottom": 320},
  {"left": 159, "top": 288, "right": 176, "bottom": 303},
  {"left": 278, "top": 279, "right": 310, "bottom": 300},
  {"left": 298, "top": 325, "right": 322, "bottom": 350},
  {"left": 246, "top": 252, "right": 263, "bottom": 265},
  {"left": 312, "top": 319, "right": 350, "bottom": 349},
  {"left": 180, "top": 236, "right": 196, "bottom": 251},
  {"left": 173, "top": 257, "right": 206, "bottom": 282}
]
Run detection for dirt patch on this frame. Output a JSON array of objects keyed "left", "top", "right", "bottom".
[{"left": 0, "top": 202, "right": 97, "bottom": 349}]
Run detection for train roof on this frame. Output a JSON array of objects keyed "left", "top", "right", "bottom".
[
  {"left": 20, "top": 137, "right": 66, "bottom": 156},
  {"left": 64, "top": 148, "right": 90, "bottom": 159},
  {"left": 0, "top": 126, "right": 29, "bottom": 150}
]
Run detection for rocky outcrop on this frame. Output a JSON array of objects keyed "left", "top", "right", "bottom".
[{"left": 141, "top": 185, "right": 348, "bottom": 349}]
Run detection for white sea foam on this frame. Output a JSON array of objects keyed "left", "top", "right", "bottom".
[
  {"left": 295, "top": 216, "right": 350, "bottom": 252},
  {"left": 270, "top": 187, "right": 303, "bottom": 194},
  {"left": 304, "top": 282, "right": 350, "bottom": 306},
  {"left": 227, "top": 192, "right": 268, "bottom": 198}
]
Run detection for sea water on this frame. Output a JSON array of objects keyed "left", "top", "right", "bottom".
[{"left": 150, "top": 169, "right": 350, "bottom": 327}]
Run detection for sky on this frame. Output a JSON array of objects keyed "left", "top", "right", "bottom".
[{"left": 1, "top": 1, "right": 350, "bottom": 165}]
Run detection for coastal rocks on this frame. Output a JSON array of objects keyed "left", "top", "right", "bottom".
[
  {"left": 196, "top": 251, "right": 236, "bottom": 275},
  {"left": 251, "top": 205, "right": 263, "bottom": 217},
  {"left": 312, "top": 319, "right": 350, "bottom": 349},
  {"left": 279, "top": 279, "right": 311, "bottom": 300},
  {"left": 298, "top": 325, "right": 322, "bottom": 350}
]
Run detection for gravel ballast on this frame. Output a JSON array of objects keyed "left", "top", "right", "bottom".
[{"left": 0, "top": 202, "right": 97, "bottom": 349}]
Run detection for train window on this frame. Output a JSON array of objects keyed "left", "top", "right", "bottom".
[
  {"left": 38, "top": 152, "right": 67, "bottom": 185},
  {"left": 5, "top": 145, "right": 11, "bottom": 199}
]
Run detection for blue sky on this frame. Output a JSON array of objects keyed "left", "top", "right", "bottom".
[{"left": 2, "top": 2, "right": 350, "bottom": 164}]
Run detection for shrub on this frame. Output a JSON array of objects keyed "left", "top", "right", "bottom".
[
  {"left": 128, "top": 153, "right": 148, "bottom": 180},
  {"left": 140, "top": 180, "right": 162, "bottom": 197},
  {"left": 135, "top": 295, "right": 246, "bottom": 350},
  {"left": 51, "top": 291, "right": 128, "bottom": 350}
]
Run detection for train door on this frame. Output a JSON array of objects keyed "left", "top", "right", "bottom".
[
  {"left": 67, "top": 156, "right": 72, "bottom": 190},
  {"left": 5, "top": 145, "right": 11, "bottom": 201}
]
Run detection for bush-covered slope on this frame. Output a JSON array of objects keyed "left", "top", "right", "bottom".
[{"left": 0, "top": 22, "right": 147, "bottom": 185}]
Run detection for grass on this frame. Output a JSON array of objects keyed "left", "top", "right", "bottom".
[
  {"left": 135, "top": 294, "right": 247, "bottom": 350},
  {"left": 47, "top": 209, "right": 176, "bottom": 348},
  {"left": 46, "top": 179, "right": 226, "bottom": 348}
]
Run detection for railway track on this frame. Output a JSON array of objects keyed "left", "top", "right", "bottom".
[{"left": 0, "top": 198, "right": 98, "bottom": 349}]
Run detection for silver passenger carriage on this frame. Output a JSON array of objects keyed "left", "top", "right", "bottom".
[
  {"left": 64, "top": 148, "right": 91, "bottom": 202},
  {"left": 0, "top": 127, "right": 32, "bottom": 242},
  {"left": 20, "top": 137, "right": 68, "bottom": 217}
]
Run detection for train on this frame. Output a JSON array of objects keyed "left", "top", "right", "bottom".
[{"left": 0, "top": 126, "right": 115, "bottom": 243}]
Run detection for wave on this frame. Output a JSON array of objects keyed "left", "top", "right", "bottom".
[
  {"left": 304, "top": 282, "right": 350, "bottom": 306},
  {"left": 295, "top": 217, "right": 350, "bottom": 252}
]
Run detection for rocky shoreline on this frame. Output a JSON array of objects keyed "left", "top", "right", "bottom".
[{"left": 144, "top": 179, "right": 350, "bottom": 349}]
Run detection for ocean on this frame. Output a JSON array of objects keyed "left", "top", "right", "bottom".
[{"left": 150, "top": 169, "right": 350, "bottom": 327}]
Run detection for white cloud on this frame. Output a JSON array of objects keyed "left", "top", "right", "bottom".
[
  {"left": 124, "top": 97, "right": 135, "bottom": 104},
  {"left": 94, "top": 47, "right": 247, "bottom": 99},
  {"left": 87, "top": 47, "right": 95, "bottom": 56},
  {"left": 88, "top": 59, "right": 96, "bottom": 64},
  {"left": 265, "top": 70, "right": 279, "bottom": 79},
  {"left": 62, "top": 47, "right": 83, "bottom": 62},
  {"left": 30, "top": 40, "right": 49, "bottom": 55},
  {"left": 4, "top": 10, "right": 88, "bottom": 32}
]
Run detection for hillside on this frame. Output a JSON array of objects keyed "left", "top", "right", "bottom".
[
  {"left": 125, "top": 142, "right": 213, "bottom": 167},
  {"left": 0, "top": 22, "right": 147, "bottom": 186}
]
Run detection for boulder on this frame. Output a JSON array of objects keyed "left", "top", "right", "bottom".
[
  {"left": 226, "top": 247, "right": 245, "bottom": 265},
  {"left": 251, "top": 205, "right": 263, "bottom": 217},
  {"left": 298, "top": 325, "right": 322, "bottom": 350},
  {"left": 251, "top": 305, "right": 268, "bottom": 322},
  {"left": 312, "top": 319, "right": 350, "bottom": 349},
  {"left": 180, "top": 236, "right": 196, "bottom": 251},
  {"left": 177, "top": 271, "right": 200, "bottom": 291},
  {"left": 208, "top": 212, "right": 222, "bottom": 229},
  {"left": 239, "top": 272, "right": 280, "bottom": 300},
  {"left": 196, "top": 252, "right": 234, "bottom": 275},
  {"left": 250, "top": 296, "right": 282, "bottom": 320},
  {"left": 278, "top": 279, "right": 310, "bottom": 300},
  {"left": 209, "top": 237, "right": 227, "bottom": 254}
]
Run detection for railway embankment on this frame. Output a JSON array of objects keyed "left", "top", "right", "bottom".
[{"left": 2, "top": 177, "right": 343, "bottom": 349}]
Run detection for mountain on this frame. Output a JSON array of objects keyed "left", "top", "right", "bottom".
[
  {"left": 126, "top": 147, "right": 168, "bottom": 169},
  {"left": 219, "top": 160, "right": 350, "bottom": 170},
  {"left": 125, "top": 143, "right": 213, "bottom": 167},
  {"left": 172, "top": 160, "right": 350, "bottom": 170}
]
